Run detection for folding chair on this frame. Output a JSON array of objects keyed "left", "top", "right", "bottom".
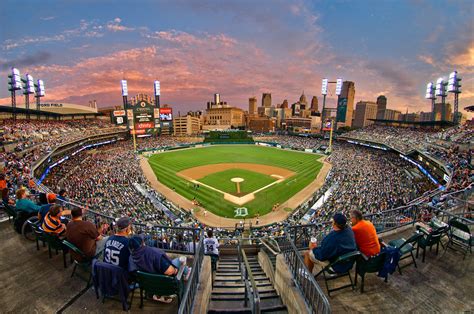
[
  {"left": 315, "top": 251, "right": 360, "bottom": 296},
  {"left": 388, "top": 232, "right": 423, "bottom": 274}
]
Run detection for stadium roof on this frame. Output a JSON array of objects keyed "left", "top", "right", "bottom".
[
  {"left": 370, "top": 119, "right": 455, "bottom": 128},
  {"left": 0, "top": 105, "right": 100, "bottom": 117}
]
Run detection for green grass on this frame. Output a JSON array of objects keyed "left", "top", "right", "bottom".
[
  {"left": 148, "top": 145, "right": 323, "bottom": 218},
  {"left": 197, "top": 168, "right": 277, "bottom": 196}
]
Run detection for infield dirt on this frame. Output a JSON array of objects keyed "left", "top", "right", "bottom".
[{"left": 140, "top": 155, "right": 332, "bottom": 227}]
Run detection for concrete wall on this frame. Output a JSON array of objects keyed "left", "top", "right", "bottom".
[
  {"left": 192, "top": 256, "right": 212, "bottom": 314},
  {"left": 258, "top": 251, "right": 275, "bottom": 284},
  {"left": 274, "top": 254, "right": 310, "bottom": 314}
]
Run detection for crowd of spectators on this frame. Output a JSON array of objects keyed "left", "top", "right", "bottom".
[{"left": 254, "top": 135, "right": 327, "bottom": 151}]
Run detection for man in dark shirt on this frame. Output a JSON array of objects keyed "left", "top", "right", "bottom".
[
  {"left": 104, "top": 217, "right": 131, "bottom": 271},
  {"left": 129, "top": 235, "right": 190, "bottom": 303},
  {"left": 66, "top": 207, "right": 108, "bottom": 260},
  {"left": 304, "top": 213, "right": 357, "bottom": 274}
]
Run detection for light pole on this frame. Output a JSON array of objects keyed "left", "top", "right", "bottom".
[{"left": 447, "top": 71, "right": 462, "bottom": 124}]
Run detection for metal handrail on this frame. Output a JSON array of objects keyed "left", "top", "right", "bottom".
[
  {"left": 178, "top": 235, "right": 205, "bottom": 314},
  {"left": 281, "top": 234, "right": 331, "bottom": 314},
  {"left": 241, "top": 249, "right": 261, "bottom": 314}
]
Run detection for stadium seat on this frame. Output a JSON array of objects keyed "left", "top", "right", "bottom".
[
  {"left": 28, "top": 218, "right": 46, "bottom": 251},
  {"left": 388, "top": 232, "right": 423, "bottom": 274},
  {"left": 43, "top": 232, "right": 69, "bottom": 268},
  {"left": 444, "top": 218, "right": 472, "bottom": 259},
  {"left": 416, "top": 226, "right": 448, "bottom": 263},
  {"left": 92, "top": 260, "right": 134, "bottom": 311},
  {"left": 135, "top": 269, "right": 185, "bottom": 308},
  {"left": 2, "top": 201, "right": 17, "bottom": 222},
  {"left": 314, "top": 250, "right": 360, "bottom": 296},
  {"left": 355, "top": 251, "right": 387, "bottom": 293},
  {"left": 62, "top": 240, "right": 98, "bottom": 287}
]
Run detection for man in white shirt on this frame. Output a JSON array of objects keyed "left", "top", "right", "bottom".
[{"left": 203, "top": 230, "right": 219, "bottom": 257}]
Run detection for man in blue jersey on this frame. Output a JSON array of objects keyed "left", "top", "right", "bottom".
[{"left": 104, "top": 217, "right": 131, "bottom": 271}]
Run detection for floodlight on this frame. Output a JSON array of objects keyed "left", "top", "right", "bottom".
[
  {"left": 11, "top": 68, "right": 22, "bottom": 89},
  {"left": 154, "top": 80, "right": 160, "bottom": 96},
  {"left": 121, "top": 80, "right": 128, "bottom": 96},
  {"left": 425, "top": 82, "right": 435, "bottom": 99},
  {"left": 321, "top": 78, "right": 328, "bottom": 95},
  {"left": 37, "top": 79, "right": 45, "bottom": 96},
  {"left": 26, "top": 74, "right": 35, "bottom": 94},
  {"left": 435, "top": 77, "right": 446, "bottom": 96},
  {"left": 447, "top": 71, "right": 461, "bottom": 93},
  {"left": 335, "top": 78, "right": 343, "bottom": 96}
]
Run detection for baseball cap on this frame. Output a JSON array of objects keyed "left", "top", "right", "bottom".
[
  {"left": 333, "top": 213, "right": 347, "bottom": 227},
  {"left": 116, "top": 217, "right": 131, "bottom": 229},
  {"left": 128, "top": 235, "right": 144, "bottom": 251}
]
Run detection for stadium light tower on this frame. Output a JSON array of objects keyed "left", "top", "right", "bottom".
[
  {"left": 425, "top": 82, "right": 436, "bottom": 121},
  {"left": 447, "top": 71, "right": 462, "bottom": 124},
  {"left": 35, "top": 79, "right": 45, "bottom": 111},
  {"left": 121, "top": 79, "right": 128, "bottom": 109},
  {"left": 22, "top": 74, "right": 35, "bottom": 119},
  {"left": 154, "top": 80, "right": 161, "bottom": 108},
  {"left": 320, "top": 77, "right": 342, "bottom": 132},
  {"left": 7, "top": 67, "right": 23, "bottom": 120}
]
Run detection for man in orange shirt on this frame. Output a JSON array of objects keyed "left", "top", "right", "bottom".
[{"left": 350, "top": 209, "right": 380, "bottom": 257}]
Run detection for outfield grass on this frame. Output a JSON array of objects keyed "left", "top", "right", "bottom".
[
  {"left": 148, "top": 145, "right": 323, "bottom": 218},
  {"left": 198, "top": 168, "right": 277, "bottom": 196}
]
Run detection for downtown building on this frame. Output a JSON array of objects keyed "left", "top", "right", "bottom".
[
  {"left": 353, "top": 101, "right": 378, "bottom": 128},
  {"left": 335, "top": 81, "right": 355, "bottom": 128}
]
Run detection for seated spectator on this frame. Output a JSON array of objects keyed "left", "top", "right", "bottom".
[
  {"left": 66, "top": 207, "right": 108, "bottom": 260},
  {"left": 350, "top": 209, "right": 381, "bottom": 257},
  {"left": 304, "top": 213, "right": 357, "bottom": 274},
  {"left": 15, "top": 188, "right": 40, "bottom": 213},
  {"left": 38, "top": 193, "right": 57, "bottom": 223},
  {"left": 57, "top": 189, "right": 68, "bottom": 202},
  {"left": 203, "top": 230, "right": 219, "bottom": 258},
  {"left": 42, "top": 205, "right": 66, "bottom": 237},
  {"left": 128, "top": 235, "right": 191, "bottom": 303},
  {"left": 104, "top": 217, "right": 131, "bottom": 271}
]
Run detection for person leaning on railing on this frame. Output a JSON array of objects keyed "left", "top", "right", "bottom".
[
  {"left": 128, "top": 234, "right": 192, "bottom": 303},
  {"left": 304, "top": 213, "right": 357, "bottom": 275},
  {"left": 66, "top": 207, "right": 109, "bottom": 261}
]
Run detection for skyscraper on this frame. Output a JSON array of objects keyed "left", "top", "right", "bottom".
[
  {"left": 376, "top": 95, "right": 387, "bottom": 111},
  {"left": 299, "top": 91, "right": 307, "bottom": 107},
  {"left": 281, "top": 99, "right": 289, "bottom": 109},
  {"left": 336, "top": 81, "right": 355, "bottom": 128},
  {"left": 262, "top": 93, "right": 272, "bottom": 107},
  {"left": 310, "top": 96, "right": 318, "bottom": 112},
  {"left": 248, "top": 97, "right": 257, "bottom": 115}
]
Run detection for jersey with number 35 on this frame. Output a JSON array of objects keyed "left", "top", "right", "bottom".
[{"left": 104, "top": 235, "right": 130, "bottom": 270}]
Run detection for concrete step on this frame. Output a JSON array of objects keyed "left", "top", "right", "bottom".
[
  {"left": 211, "top": 288, "right": 277, "bottom": 296},
  {"left": 211, "top": 291, "right": 279, "bottom": 301},
  {"left": 213, "top": 276, "right": 270, "bottom": 283},
  {"left": 212, "top": 282, "right": 273, "bottom": 289}
]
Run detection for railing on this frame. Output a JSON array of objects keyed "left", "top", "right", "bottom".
[
  {"left": 241, "top": 248, "right": 261, "bottom": 314},
  {"left": 280, "top": 235, "right": 331, "bottom": 314},
  {"left": 178, "top": 235, "right": 205, "bottom": 314}
]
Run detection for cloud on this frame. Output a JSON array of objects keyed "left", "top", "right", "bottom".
[
  {"left": 106, "top": 17, "right": 135, "bottom": 32},
  {"left": 0, "top": 51, "right": 51, "bottom": 71},
  {"left": 418, "top": 54, "right": 435, "bottom": 66},
  {"left": 40, "top": 16, "right": 56, "bottom": 21},
  {"left": 365, "top": 60, "right": 417, "bottom": 96}
]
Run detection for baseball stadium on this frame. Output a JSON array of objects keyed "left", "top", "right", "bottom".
[{"left": 1, "top": 2, "right": 474, "bottom": 314}]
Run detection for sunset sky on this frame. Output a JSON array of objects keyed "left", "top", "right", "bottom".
[{"left": 1, "top": 0, "right": 473, "bottom": 118}]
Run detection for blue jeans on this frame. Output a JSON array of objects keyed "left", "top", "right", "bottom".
[{"left": 171, "top": 258, "right": 189, "bottom": 277}]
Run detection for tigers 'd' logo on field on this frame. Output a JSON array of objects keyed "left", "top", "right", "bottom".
[{"left": 234, "top": 207, "right": 248, "bottom": 217}]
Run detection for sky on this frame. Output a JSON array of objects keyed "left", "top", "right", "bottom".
[{"left": 0, "top": 0, "right": 473, "bottom": 118}]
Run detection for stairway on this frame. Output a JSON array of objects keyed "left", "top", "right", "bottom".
[{"left": 207, "top": 254, "right": 288, "bottom": 314}]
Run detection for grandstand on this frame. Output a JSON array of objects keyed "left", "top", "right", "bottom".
[{"left": 1, "top": 118, "right": 472, "bottom": 313}]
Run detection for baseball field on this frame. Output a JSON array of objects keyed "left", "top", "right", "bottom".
[{"left": 148, "top": 145, "right": 323, "bottom": 218}]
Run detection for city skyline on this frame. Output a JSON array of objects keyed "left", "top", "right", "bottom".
[{"left": 0, "top": 0, "right": 473, "bottom": 118}]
